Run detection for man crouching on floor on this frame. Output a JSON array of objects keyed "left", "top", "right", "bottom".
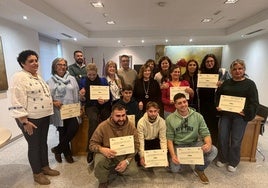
[{"left": 89, "top": 103, "right": 139, "bottom": 188}]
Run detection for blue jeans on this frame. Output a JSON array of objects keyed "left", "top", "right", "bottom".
[
  {"left": 169, "top": 141, "right": 218, "bottom": 172},
  {"left": 218, "top": 114, "right": 248, "bottom": 167}
]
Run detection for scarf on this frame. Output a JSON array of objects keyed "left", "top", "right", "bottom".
[{"left": 52, "top": 72, "right": 71, "bottom": 97}]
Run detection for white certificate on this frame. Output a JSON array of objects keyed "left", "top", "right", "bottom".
[
  {"left": 110, "top": 135, "right": 135, "bottom": 156},
  {"left": 127, "top": 115, "right": 135, "bottom": 126},
  {"left": 197, "top": 74, "right": 219, "bottom": 88},
  {"left": 90, "top": 85, "right": 110, "bottom": 100},
  {"left": 219, "top": 95, "right": 246, "bottom": 113},
  {"left": 170, "top": 86, "right": 189, "bottom": 100},
  {"left": 177, "top": 147, "right": 204, "bottom": 165},
  {"left": 60, "top": 103, "right": 80, "bottom": 120},
  {"left": 144, "top": 149, "right": 168, "bottom": 168}
]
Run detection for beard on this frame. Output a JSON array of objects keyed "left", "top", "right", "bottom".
[{"left": 113, "top": 119, "right": 126, "bottom": 126}]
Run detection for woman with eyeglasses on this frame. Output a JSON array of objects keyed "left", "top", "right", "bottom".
[
  {"left": 10, "top": 50, "right": 59, "bottom": 185},
  {"left": 47, "top": 58, "right": 80, "bottom": 164},
  {"left": 198, "top": 54, "right": 230, "bottom": 146},
  {"left": 215, "top": 59, "right": 259, "bottom": 172}
]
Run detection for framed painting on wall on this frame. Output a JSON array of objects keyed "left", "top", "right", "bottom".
[{"left": 0, "top": 37, "right": 8, "bottom": 91}]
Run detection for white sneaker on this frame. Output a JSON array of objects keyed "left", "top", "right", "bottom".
[
  {"left": 216, "top": 161, "right": 225, "bottom": 167},
  {"left": 227, "top": 165, "right": 237, "bottom": 172}
]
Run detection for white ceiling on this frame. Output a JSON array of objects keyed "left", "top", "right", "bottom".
[{"left": 0, "top": 0, "right": 268, "bottom": 47}]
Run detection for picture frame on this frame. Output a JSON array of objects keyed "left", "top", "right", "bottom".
[{"left": 0, "top": 37, "right": 8, "bottom": 91}]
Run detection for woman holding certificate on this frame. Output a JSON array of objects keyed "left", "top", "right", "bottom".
[
  {"left": 161, "top": 64, "right": 194, "bottom": 118},
  {"left": 47, "top": 58, "right": 80, "bottom": 164},
  {"left": 82, "top": 63, "right": 110, "bottom": 164},
  {"left": 215, "top": 59, "right": 259, "bottom": 172},
  {"left": 198, "top": 54, "right": 230, "bottom": 146}
]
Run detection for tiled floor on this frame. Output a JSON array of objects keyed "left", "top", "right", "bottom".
[{"left": 0, "top": 124, "right": 268, "bottom": 188}]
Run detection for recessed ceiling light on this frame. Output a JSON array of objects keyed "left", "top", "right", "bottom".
[
  {"left": 117, "top": 40, "right": 121, "bottom": 43},
  {"left": 165, "top": 39, "right": 168, "bottom": 43},
  {"left": 106, "top": 21, "right": 115, "bottom": 25},
  {"left": 224, "top": 0, "right": 239, "bottom": 4},
  {"left": 90, "top": 2, "right": 104, "bottom": 8},
  {"left": 141, "top": 40, "right": 145, "bottom": 43},
  {"left": 103, "top": 13, "right": 109, "bottom": 17},
  {"left": 73, "top": 38, "right": 77, "bottom": 41},
  {"left": 23, "top": 16, "right": 28, "bottom": 20},
  {"left": 189, "top": 38, "right": 193, "bottom": 42},
  {"left": 201, "top": 18, "right": 212, "bottom": 23}
]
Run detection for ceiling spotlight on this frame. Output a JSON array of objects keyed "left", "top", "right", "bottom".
[
  {"left": 141, "top": 40, "right": 145, "bottom": 43},
  {"left": 73, "top": 38, "right": 77, "bottom": 41},
  {"left": 201, "top": 18, "right": 212, "bottom": 23},
  {"left": 106, "top": 21, "right": 115, "bottom": 25},
  {"left": 224, "top": 0, "right": 239, "bottom": 4},
  {"left": 157, "top": 2, "right": 166, "bottom": 7},
  {"left": 117, "top": 40, "right": 121, "bottom": 43},
  {"left": 23, "top": 16, "right": 28, "bottom": 20},
  {"left": 165, "top": 39, "right": 168, "bottom": 43},
  {"left": 91, "top": 2, "right": 104, "bottom": 8},
  {"left": 189, "top": 38, "right": 193, "bottom": 42}
]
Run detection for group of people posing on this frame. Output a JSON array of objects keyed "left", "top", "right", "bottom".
[{"left": 10, "top": 50, "right": 259, "bottom": 187}]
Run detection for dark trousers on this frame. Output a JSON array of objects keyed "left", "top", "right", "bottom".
[
  {"left": 86, "top": 105, "right": 110, "bottom": 151},
  {"left": 16, "top": 116, "right": 50, "bottom": 174},
  {"left": 135, "top": 138, "right": 161, "bottom": 163},
  {"left": 55, "top": 117, "right": 79, "bottom": 156}
]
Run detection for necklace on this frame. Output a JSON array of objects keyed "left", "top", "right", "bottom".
[{"left": 143, "top": 80, "right": 150, "bottom": 99}]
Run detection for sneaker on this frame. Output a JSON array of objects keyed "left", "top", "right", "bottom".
[
  {"left": 227, "top": 165, "right": 237, "bottom": 172},
  {"left": 42, "top": 166, "right": 60, "bottom": 176},
  {"left": 98, "top": 182, "right": 108, "bottom": 188},
  {"left": 216, "top": 161, "right": 226, "bottom": 167},
  {"left": 193, "top": 169, "right": 209, "bottom": 184},
  {"left": 33, "top": 172, "right": 50, "bottom": 185},
  {"left": 87, "top": 152, "right": 94, "bottom": 164}
]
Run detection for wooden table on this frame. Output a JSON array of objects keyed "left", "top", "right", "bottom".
[
  {"left": 0, "top": 127, "right": 12, "bottom": 148},
  {"left": 240, "top": 115, "right": 263, "bottom": 162}
]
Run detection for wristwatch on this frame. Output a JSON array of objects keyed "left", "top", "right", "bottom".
[{"left": 125, "top": 159, "right": 130, "bottom": 166}]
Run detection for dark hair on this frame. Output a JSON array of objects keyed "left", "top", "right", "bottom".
[
  {"left": 200, "top": 54, "right": 219, "bottom": 73},
  {"left": 122, "top": 84, "right": 133, "bottom": 91},
  {"left": 51, "top": 58, "right": 68, "bottom": 75},
  {"left": 73, "top": 50, "right": 83, "bottom": 57},
  {"left": 157, "top": 56, "right": 172, "bottom": 72},
  {"left": 112, "top": 103, "right": 126, "bottom": 112},
  {"left": 17, "top": 50, "right": 38, "bottom": 68},
  {"left": 173, "top": 93, "right": 187, "bottom": 102},
  {"left": 145, "top": 59, "right": 155, "bottom": 66},
  {"left": 146, "top": 101, "right": 159, "bottom": 110},
  {"left": 120, "top": 55, "right": 129, "bottom": 61}
]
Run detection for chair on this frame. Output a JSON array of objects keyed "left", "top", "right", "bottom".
[
  {"left": 256, "top": 104, "right": 268, "bottom": 161},
  {"left": 256, "top": 104, "right": 268, "bottom": 135}
]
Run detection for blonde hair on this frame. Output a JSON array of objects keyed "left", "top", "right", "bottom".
[
  {"left": 230, "top": 59, "right": 246, "bottom": 71},
  {"left": 105, "top": 60, "right": 118, "bottom": 76},
  {"left": 86, "top": 63, "right": 97, "bottom": 73}
]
